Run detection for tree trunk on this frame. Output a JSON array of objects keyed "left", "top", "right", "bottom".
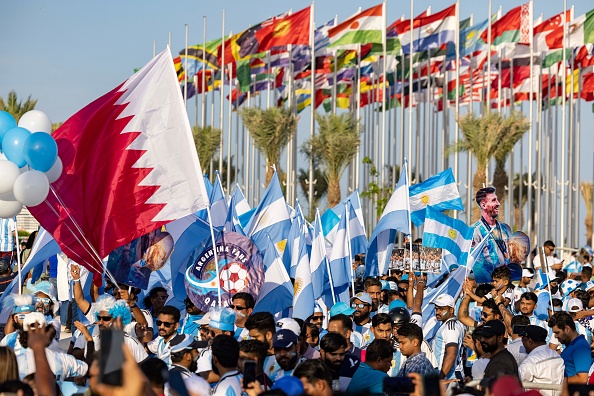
[
  {"left": 327, "top": 177, "right": 341, "bottom": 208},
  {"left": 492, "top": 160, "right": 508, "bottom": 223},
  {"left": 514, "top": 205, "right": 523, "bottom": 231},
  {"left": 582, "top": 182, "right": 593, "bottom": 245},
  {"left": 472, "top": 166, "right": 487, "bottom": 223},
  {"left": 264, "top": 161, "right": 274, "bottom": 187}
]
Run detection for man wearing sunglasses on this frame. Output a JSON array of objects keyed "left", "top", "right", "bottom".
[
  {"left": 147, "top": 305, "right": 181, "bottom": 367},
  {"left": 197, "top": 307, "right": 236, "bottom": 383},
  {"left": 350, "top": 292, "right": 373, "bottom": 334},
  {"left": 230, "top": 292, "right": 254, "bottom": 341}
]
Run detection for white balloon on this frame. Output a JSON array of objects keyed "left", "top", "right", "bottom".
[
  {"left": 0, "top": 160, "right": 21, "bottom": 195},
  {"left": 13, "top": 170, "right": 50, "bottom": 207},
  {"left": 18, "top": 110, "right": 52, "bottom": 134},
  {"left": 45, "top": 156, "right": 63, "bottom": 183},
  {"left": 0, "top": 199, "right": 22, "bottom": 218},
  {"left": 0, "top": 190, "right": 16, "bottom": 201}
]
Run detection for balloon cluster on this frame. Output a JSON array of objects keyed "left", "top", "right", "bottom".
[{"left": 0, "top": 110, "right": 62, "bottom": 219}]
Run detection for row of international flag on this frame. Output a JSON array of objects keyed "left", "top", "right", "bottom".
[{"left": 172, "top": 2, "right": 594, "bottom": 113}]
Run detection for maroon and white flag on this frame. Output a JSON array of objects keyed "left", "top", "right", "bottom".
[{"left": 29, "top": 48, "right": 208, "bottom": 283}]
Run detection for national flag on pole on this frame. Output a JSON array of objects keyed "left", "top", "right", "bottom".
[
  {"left": 327, "top": 3, "right": 384, "bottom": 48},
  {"left": 365, "top": 162, "right": 410, "bottom": 278},
  {"left": 328, "top": 203, "right": 354, "bottom": 303},
  {"left": 396, "top": 4, "right": 458, "bottom": 54},
  {"left": 29, "top": 49, "right": 209, "bottom": 283},
  {"left": 310, "top": 210, "right": 330, "bottom": 300},
  {"left": 533, "top": 11, "right": 571, "bottom": 52},
  {"left": 208, "top": 172, "right": 227, "bottom": 228},
  {"left": 252, "top": 236, "right": 294, "bottom": 315},
  {"left": 409, "top": 168, "right": 464, "bottom": 226},
  {"left": 459, "top": 19, "right": 489, "bottom": 58},
  {"left": 245, "top": 170, "right": 291, "bottom": 258},
  {"left": 291, "top": 211, "right": 315, "bottom": 320},
  {"left": 283, "top": 200, "right": 307, "bottom": 277},
  {"left": 255, "top": 6, "right": 311, "bottom": 51},
  {"left": 423, "top": 206, "right": 473, "bottom": 265},
  {"left": 179, "top": 37, "right": 222, "bottom": 78},
  {"left": 346, "top": 198, "right": 367, "bottom": 257},
  {"left": 480, "top": 3, "right": 531, "bottom": 46}
]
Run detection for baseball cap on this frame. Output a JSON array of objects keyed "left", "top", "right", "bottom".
[
  {"left": 561, "top": 279, "right": 580, "bottom": 297},
  {"left": 329, "top": 301, "right": 355, "bottom": 317},
  {"left": 521, "top": 269, "right": 534, "bottom": 278},
  {"left": 272, "top": 329, "right": 298, "bottom": 349},
  {"left": 476, "top": 320, "right": 506, "bottom": 337},
  {"left": 350, "top": 292, "right": 372, "bottom": 306},
  {"left": 566, "top": 298, "right": 584, "bottom": 313},
  {"left": 431, "top": 294, "right": 455, "bottom": 308},
  {"left": 276, "top": 318, "right": 301, "bottom": 336},
  {"left": 389, "top": 299, "right": 407, "bottom": 311},
  {"left": 585, "top": 281, "right": 594, "bottom": 292},
  {"left": 517, "top": 325, "right": 548, "bottom": 343},
  {"left": 170, "top": 334, "right": 207, "bottom": 353},
  {"left": 380, "top": 280, "right": 390, "bottom": 290},
  {"left": 209, "top": 307, "right": 236, "bottom": 332},
  {"left": 272, "top": 376, "right": 305, "bottom": 396}
]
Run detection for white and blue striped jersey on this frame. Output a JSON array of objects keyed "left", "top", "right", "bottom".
[
  {"left": 16, "top": 347, "right": 88, "bottom": 382},
  {"left": 212, "top": 370, "right": 243, "bottom": 396},
  {"left": 432, "top": 318, "right": 464, "bottom": 380},
  {"left": 147, "top": 334, "right": 175, "bottom": 367},
  {"left": 0, "top": 218, "right": 16, "bottom": 252}
]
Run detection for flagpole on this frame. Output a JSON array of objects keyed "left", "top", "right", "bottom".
[
  {"left": 184, "top": 24, "right": 189, "bottom": 108},
  {"left": 345, "top": 201, "right": 356, "bottom": 295},
  {"left": 486, "top": 0, "right": 492, "bottom": 109},
  {"left": 227, "top": 62, "right": 233, "bottom": 197},
  {"left": 356, "top": 44, "right": 362, "bottom": 195},
  {"left": 206, "top": 206, "right": 223, "bottom": 306},
  {"left": 526, "top": 0, "right": 534, "bottom": 252},
  {"left": 14, "top": 218, "right": 22, "bottom": 294},
  {"left": 408, "top": 0, "right": 414, "bottom": 184},
  {"left": 454, "top": 0, "right": 461, "bottom": 219},
  {"left": 560, "top": 0, "right": 567, "bottom": 249},
  {"left": 219, "top": 11, "right": 226, "bottom": 178},
  {"left": 201, "top": 17, "right": 207, "bottom": 129},
  {"left": 381, "top": 0, "right": 387, "bottom": 188},
  {"left": 308, "top": 1, "right": 316, "bottom": 217}
]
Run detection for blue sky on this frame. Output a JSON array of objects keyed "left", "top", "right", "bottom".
[{"left": 2, "top": 1, "right": 593, "bottom": 248}]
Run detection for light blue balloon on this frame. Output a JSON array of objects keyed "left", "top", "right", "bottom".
[
  {"left": 2, "top": 127, "right": 31, "bottom": 167},
  {"left": 24, "top": 132, "right": 58, "bottom": 172},
  {"left": 0, "top": 111, "right": 17, "bottom": 147}
]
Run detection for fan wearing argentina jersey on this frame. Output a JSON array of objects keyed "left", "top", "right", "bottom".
[
  {"left": 318, "top": 332, "right": 360, "bottom": 393},
  {"left": 0, "top": 294, "right": 36, "bottom": 354},
  {"left": 364, "top": 278, "right": 383, "bottom": 318},
  {"left": 211, "top": 335, "right": 243, "bottom": 396},
  {"left": 427, "top": 294, "right": 465, "bottom": 380},
  {"left": 230, "top": 292, "right": 254, "bottom": 341},
  {"left": 179, "top": 297, "right": 205, "bottom": 338},
  {"left": 146, "top": 305, "right": 181, "bottom": 367},
  {"left": 350, "top": 292, "right": 373, "bottom": 335},
  {"left": 327, "top": 314, "right": 362, "bottom": 359}
]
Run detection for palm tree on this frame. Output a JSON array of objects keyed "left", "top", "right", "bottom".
[
  {"left": 192, "top": 125, "right": 221, "bottom": 171},
  {"left": 491, "top": 111, "right": 530, "bottom": 221},
  {"left": 304, "top": 113, "right": 361, "bottom": 207},
  {"left": 240, "top": 107, "right": 298, "bottom": 186},
  {"left": 581, "top": 182, "right": 593, "bottom": 245},
  {"left": 450, "top": 109, "right": 529, "bottom": 222},
  {"left": 0, "top": 91, "right": 37, "bottom": 122}
]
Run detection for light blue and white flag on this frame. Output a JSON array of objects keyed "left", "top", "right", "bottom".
[
  {"left": 346, "top": 196, "right": 367, "bottom": 257},
  {"left": 466, "top": 227, "right": 493, "bottom": 272},
  {"left": 328, "top": 204, "right": 353, "bottom": 303},
  {"left": 232, "top": 186, "right": 251, "bottom": 217},
  {"left": 310, "top": 210, "right": 330, "bottom": 301},
  {"left": 253, "top": 236, "right": 294, "bottom": 315},
  {"left": 245, "top": 171, "right": 291, "bottom": 258},
  {"left": 209, "top": 172, "right": 228, "bottom": 228},
  {"left": 365, "top": 162, "right": 410, "bottom": 278},
  {"left": 284, "top": 200, "right": 308, "bottom": 277},
  {"left": 421, "top": 265, "right": 467, "bottom": 344},
  {"left": 292, "top": 221, "right": 314, "bottom": 320},
  {"left": 409, "top": 168, "right": 464, "bottom": 226},
  {"left": 423, "top": 206, "right": 473, "bottom": 265}
]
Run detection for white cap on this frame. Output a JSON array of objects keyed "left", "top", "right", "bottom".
[
  {"left": 431, "top": 294, "right": 455, "bottom": 308},
  {"left": 276, "top": 318, "right": 301, "bottom": 336},
  {"left": 522, "top": 269, "right": 534, "bottom": 278},
  {"left": 585, "top": 281, "right": 594, "bottom": 292},
  {"left": 566, "top": 298, "right": 584, "bottom": 313}
]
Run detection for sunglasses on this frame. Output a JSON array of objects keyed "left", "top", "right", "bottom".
[
  {"left": 154, "top": 296, "right": 169, "bottom": 301},
  {"left": 481, "top": 312, "right": 490, "bottom": 318},
  {"left": 97, "top": 316, "right": 113, "bottom": 322},
  {"left": 229, "top": 304, "right": 247, "bottom": 311},
  {"left": 311, "top": 316, "right": 324, "bottom": 322},
  {"left": 37, "top": 297, "right": 51, "bottom": 304},
  {"left": 156, "top": 320, "right": 175, "bottom": 328},
  {"left": 351, "top": 303, "right": 369, "bottom": 309}
]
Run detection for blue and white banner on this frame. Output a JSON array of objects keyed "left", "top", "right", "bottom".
[
  {"left": 423, "top": 206, "right": 473, "bottom": 265},
  {"left": 409, "top": 168, "right": 464, "bottom": 226}
]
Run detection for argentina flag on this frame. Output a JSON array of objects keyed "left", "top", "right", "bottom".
[
  {"left": 423, "top": 206, "right": 473, "bottom": 265},
  {"left": 409, "top": 168, "right": 464, "bottom": 226}
]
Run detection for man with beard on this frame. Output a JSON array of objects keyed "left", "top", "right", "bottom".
[
  {"left": 364, "top": 278, "right": 382, "bottom": 317},
  {"left": 0, "top": 294, "right": 36, "bottom": 352},
  {"left": 548, "top": 312, "right": 592, "bottom": 384},
  {"left": 230, "top": 292, "right": 254, "bottom": 341},
  {"left": 350, "top": 292, "right": 373, "bottom": 334},
  {"left": 318, "top": 332, "right": 360, "bottom": 393},
  {"left": 294, "top": 359, "right": 333, "bottom": 396},
  {"left": 147, "top": 305, "right": 180, "bottom": 367},
  {"left": 327, "top": 314, "right": 361, "bottom": 359},
  {"left": 245, "top": 312, "right": 278, "bottom": 379},
  {"left": 471, "top": 187, "right": 512, "bottom": 282},
  {"left": 269, "top": 329, "right": 302, "bottom": 382},
  {"left": 179, "top": 297, "right": 205, "bottom": 338},
  {"left": 169, "top": 334, "right": 210, "bottom": 395},
  {"left": 238, "top": 339, "right": 274, "bottom": 390},
  {"left": 428, "top": 294, "right": 465, "bottom": 380},
  {"left": 197, "top": 307, "right": 236, "bottom": 382},
  {"left": 211, "top": 335, "right": 242, "bottom": 396},
  {"left": 477, "top": 320, "right": 519, "bottom": 379}
]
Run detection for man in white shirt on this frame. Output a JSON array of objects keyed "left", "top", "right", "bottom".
[
  {"left": 519, "top": 325, "right": 565, "bottom": 396},
  {"left": 211, "top": 334, "right": 242, "bottom": 396},
  {"left": 147, "top": 305, "right": 181, "bottom": 367},
  {"left": 506, "top": 315, "right": 529, "bottom": 366}
]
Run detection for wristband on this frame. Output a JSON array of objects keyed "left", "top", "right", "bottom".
[
  {"left": 130, "top": 303, "right": 137, "bottom": 309},
  {"left": 72, "top": 279, "right": 80, "bottom": 283},
  {"left": 497, "top": 301, "right": 505, "bottom": 306}
]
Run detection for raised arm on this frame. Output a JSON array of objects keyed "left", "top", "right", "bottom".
[{"left": 71, "top": 264, "right": 91, "bottom": 314}]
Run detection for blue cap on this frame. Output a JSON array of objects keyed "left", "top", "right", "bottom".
[
  {"left": 329, "top": 301, "right": 355, "bottom": 317},
  {"left": 209, "top": 307, "right": 236, "bottom": 331},
  {"left": 389, "top": 299, "right": 407, "bottom": 311},
  {"left": 401, "top": 274, "right": 409, "bottom": 281},
  {"left": 272, "top": 376, "right": 305, "bottom": 396},
  {"left": 380, "top": 280, "right": 390, "bottom": 290},
  {"left": 350, "top": 292, "right": 373, "bottom": 305}
]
